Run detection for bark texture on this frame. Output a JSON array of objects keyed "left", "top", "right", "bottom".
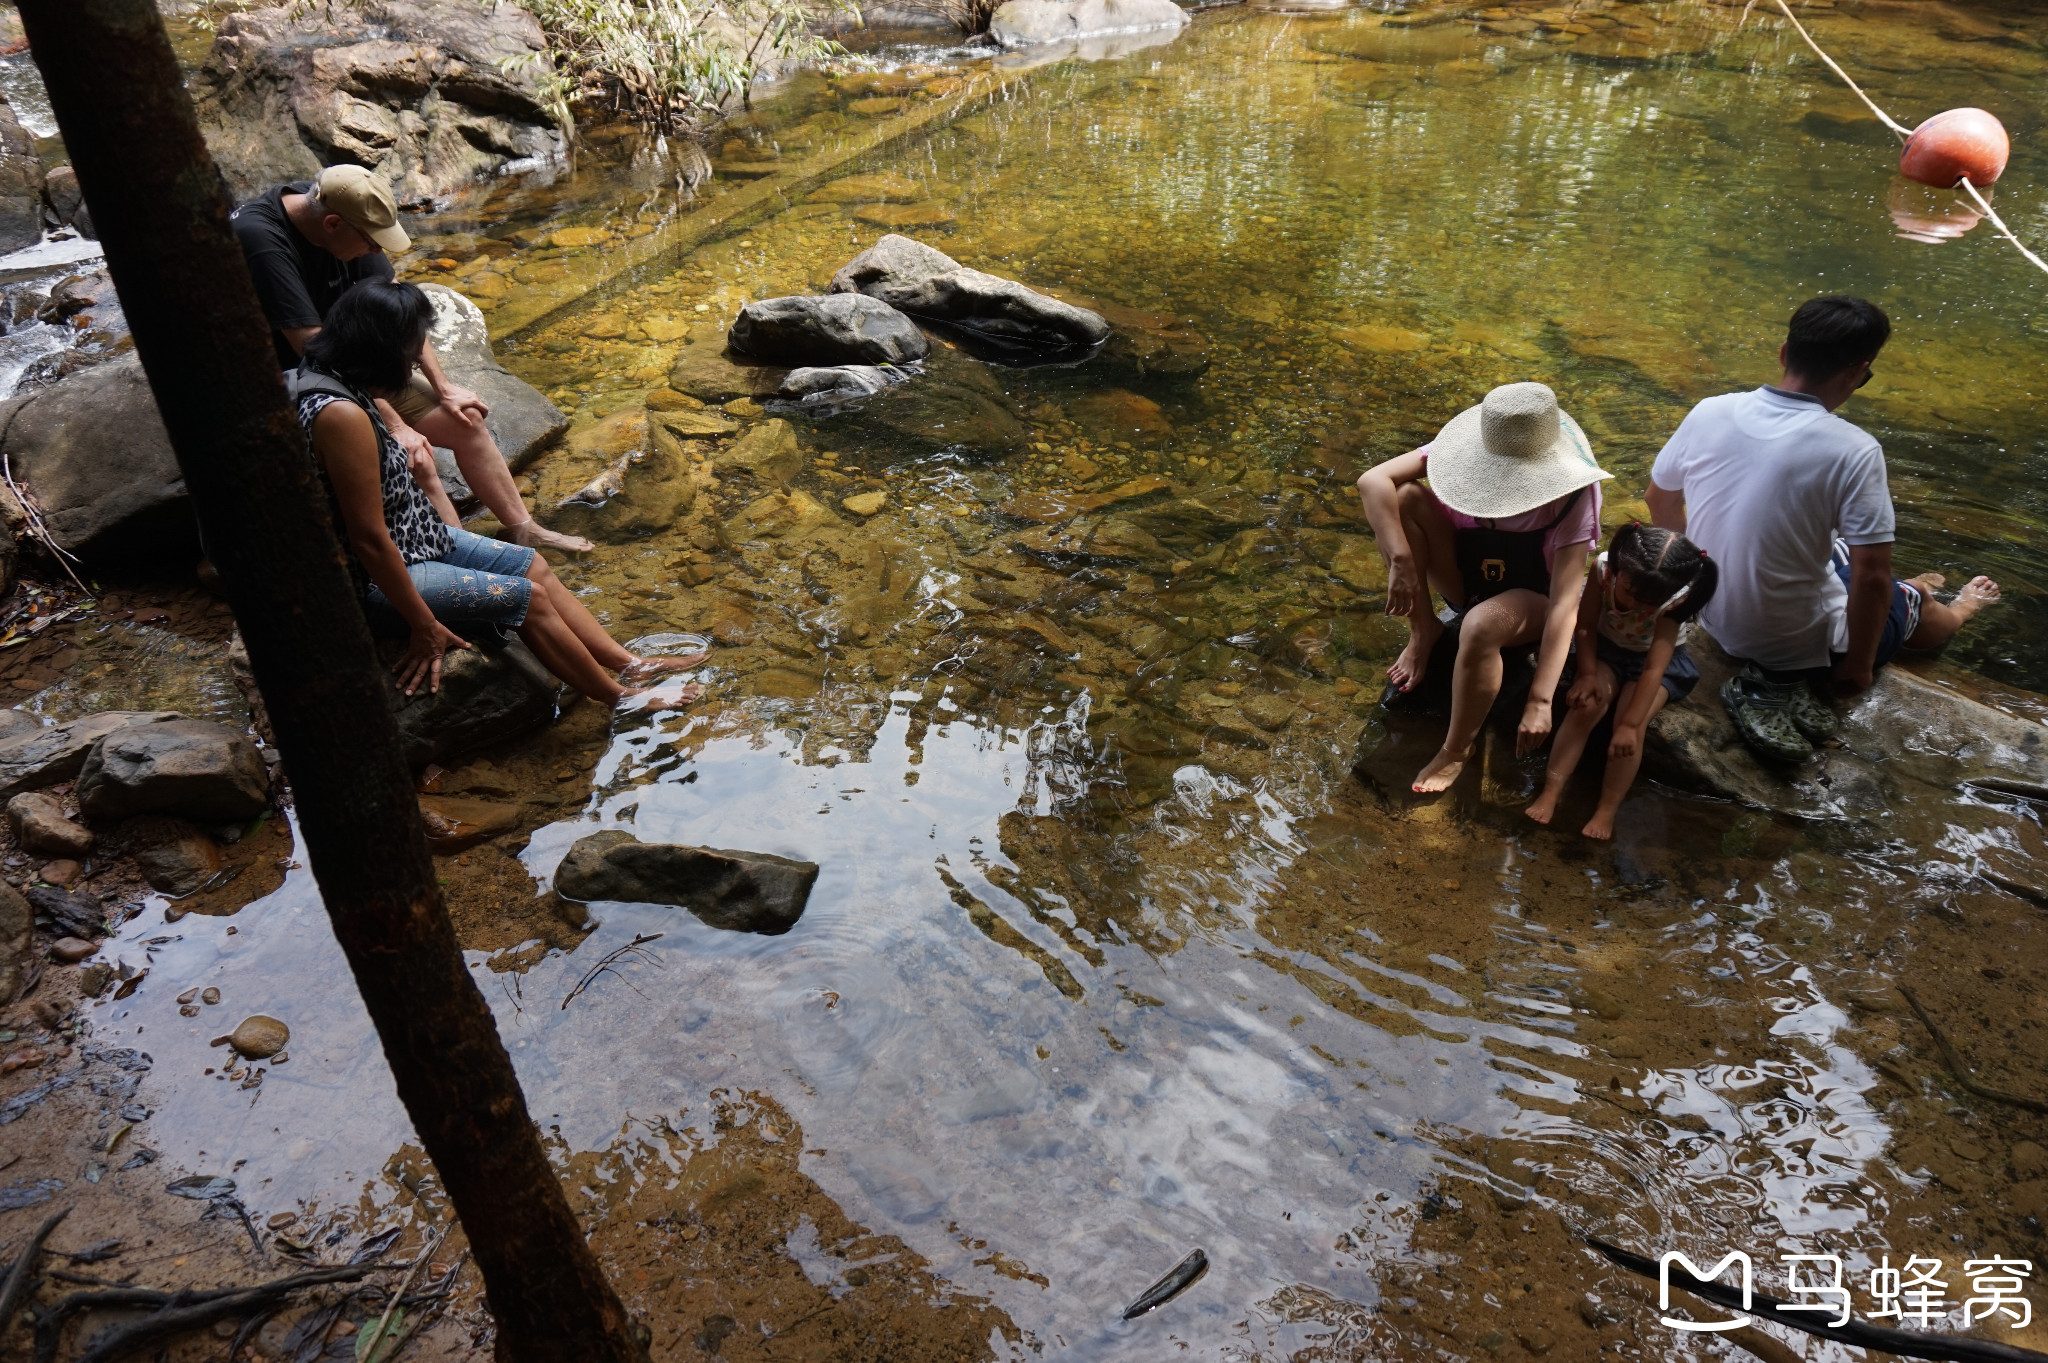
[{"left": 13, "top": 4, "right": 646, "bottom": 1359}]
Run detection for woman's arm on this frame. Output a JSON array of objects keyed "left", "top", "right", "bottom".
[
  {"left": 370, "top": 396, "right": 461, "bottom": 527},
  {"left": 1518, "top": 541, "right": 1591, "bottom": 753},
  {"left": 311, "top": 402, "right": 470, "bottom": 694},
  {"left": 1357, "top": 449, "right": 1429, "bottom": 617},
  {"left": 1610, "top": 617, "right": 1679, "bottom": 757}
]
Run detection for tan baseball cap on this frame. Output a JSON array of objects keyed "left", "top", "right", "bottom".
[{"left": 313, "top": 164, "right": 410, "bottom": 254}]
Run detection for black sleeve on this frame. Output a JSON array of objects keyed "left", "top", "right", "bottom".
[
  {"left": 234, "top": 214, "right": 323, "bottom": 334},
  {"left": 355, "top": 253, "right": 397, "bottom": 286}
]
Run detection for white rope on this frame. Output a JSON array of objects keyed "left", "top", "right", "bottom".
[{"left": 1752, "top": 0, "right": 2048, "bottom": 279}]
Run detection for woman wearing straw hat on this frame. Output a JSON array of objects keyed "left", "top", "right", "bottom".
[{"left": 1357, "top": 382, "right": 1612, "bottom": 792}]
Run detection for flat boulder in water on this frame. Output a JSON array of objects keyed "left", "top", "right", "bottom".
[
  {"left": 989, "top": 0, "right": 1188, "bottom": 48},
  {"left": 554, "top": 829, "right": 818, "bottom": 935},
  {"left": 830, "top": 233, "right": 1109, "bottom": 361},
  {"left": 729, "top": 294, "right": 929, "bottom": 368}
]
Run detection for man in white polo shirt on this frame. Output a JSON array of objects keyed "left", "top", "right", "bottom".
[{"left": 1646, "top": 296, "right": 1999, "bottom": 761}]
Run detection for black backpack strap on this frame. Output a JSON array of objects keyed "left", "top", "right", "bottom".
[
  {"left": 284, "top": 366, "right": 363, "bottom": 408},
  {"left": 1537, "top": 485, "right": 1586, "bottom": 531}
]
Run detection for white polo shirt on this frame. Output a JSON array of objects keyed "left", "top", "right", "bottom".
[{"left": 1650, "top": 386, "right": 1895, "bottom": 670}]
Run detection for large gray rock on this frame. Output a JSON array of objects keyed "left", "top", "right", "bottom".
[
  {"left": 830, "top": 234, "right": 1109, "bottom": 360},
  {"left": 0, "top": 93, "right": 42, "bottom": 255},
  {"left": 191, "top": 0, "right": 566, "bottom": 206},
  {"left": 989, "top": 0, "right": 1189, "bottom": 49},
  {"left": 1647, "top": 635, "right": 2048, "bottom": 822},
  {"left": 0, "top": 712, "right": 181, "bottom": 800},
  {"left": 77, "top": 719, "right": 271, "bottom": 824},
  {"left": 418, "top": 284, "right": 567, "bottom": 490},
  {"left": 554, "top": 829, "right": 817, "bottom": 935},
  {"left": 385, "top": 634, "right": 558, "bottom": 769},
  {"left": 729, "top": 294, "right": 930, "bottom": 367},
  {"left": 0, "top": 354, "right": 192, "bottom": 568}
]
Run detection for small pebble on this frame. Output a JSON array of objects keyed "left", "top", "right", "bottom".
[
  {"left": 202, "top": 987, "right": 220, "bottom": 1006},
  {"left": 38, "top": 859, "right": 81, "bottom": 886},
  {"left": 228, "top": 1015, "right": 290, "bottom": 1059},
  {"left": 51, "top": 937, "right": 97, "bottom": 964}
]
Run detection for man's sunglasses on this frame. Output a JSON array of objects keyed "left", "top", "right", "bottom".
[{"left": 1857, "top": 365, "right": 1875, "bottom": 389}]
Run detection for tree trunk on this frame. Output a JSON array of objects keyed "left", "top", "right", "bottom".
[{"left": 14, "top": 5, "right": 647, "bottom": 1359}]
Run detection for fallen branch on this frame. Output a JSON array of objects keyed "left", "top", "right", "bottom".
[
  {"left": 560, "top": 933, "right": 663, "bottom": 1010},
  {"left": 31, "top": 1263, "right": 375, "bottom": 1363},
  {"left": 360, "top": 1223, "right": 450, "bottom": 1362},
  {"left": 0, "top": 1207, "right": 69, "bottom": 1344},
  {"left": 1898, "top": 985, "right": 2048, "bottom": 1116}
]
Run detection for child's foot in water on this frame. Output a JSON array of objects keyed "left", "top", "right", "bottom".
[
  {"left": 1412, "top": 743, "right": 1471, "bottom": 793},
  {"left": 1581, "top": 808, "right": 1617, "bottom": 840},
  {"left": 1525, "top": 779, "right": 1565, "bottom": 825},
  {"left": 1387, "top": 612, "right": 1443, "bottom": 693},
  {"left": 1951, "top": 575, "right": 2001, "bottom": 621}
]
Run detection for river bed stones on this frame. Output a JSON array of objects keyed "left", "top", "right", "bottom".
[
  {"left": 76, "top": 719, "right": 269, "bottom": 824},
  {"left": 555, "top": 829, "right": 817, "bottom": 934},
  {"left": 714, "top": 418, "right": 803, "bottom": 483},
  {"left": 829, "top": 234, "right": 1109, "bottom": 360},
  {"left": 132, "top": 823, "right": 227, "bottom": 897},
  {"left": 729, "top": 294, "right": 931, "bottom": 367},
  {"left": 224, "top": 1014, "right": 289, "bottom": 1060},
  {"left": 6, "top": 792, "right": 93, "bottom": 859},
  {"left": 0, "top": 713, "right": 183, "bottom": 799},
  {"left": 0, "top": 882, "right": 28, "bottom": 1005}
]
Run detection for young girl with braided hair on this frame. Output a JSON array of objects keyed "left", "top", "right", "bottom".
[{"left": 1526, "top": 523, "right": 1719, "bottom": 839}]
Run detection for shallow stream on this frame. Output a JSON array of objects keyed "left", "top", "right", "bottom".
[{"left": 53, "top": 1, "right": 2048, "bottom": 1358}]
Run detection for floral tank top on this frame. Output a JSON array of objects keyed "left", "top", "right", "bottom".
[{"left": 1595, "top": 552, "right": 1690, "bottom": 653}]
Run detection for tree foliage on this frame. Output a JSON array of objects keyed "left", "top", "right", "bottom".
[{"left": 502, "top": 0, "right": 862, "bottom": 135}]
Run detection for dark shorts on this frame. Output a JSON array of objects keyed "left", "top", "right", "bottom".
[
  {"left": 1578, "top": 635, "right": 1700, "bottom": 702},
  {"left": 1831, "top": 554, "right": 1924, "bottom": 671},
  {"left": 365, "top": 527, "right": 535, "bottom": 630}
]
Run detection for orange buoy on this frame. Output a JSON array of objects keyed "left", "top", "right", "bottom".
[{"left": 1899, "top": 107, "right": 2010, "bottom": 188}]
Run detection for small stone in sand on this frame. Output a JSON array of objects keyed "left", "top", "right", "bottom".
[
  {"left": 842, "top": 490, "right": 887, "bottom": 517},
  {"left": 228, "top": 1014, "right": 289, "bottom": 1059}
]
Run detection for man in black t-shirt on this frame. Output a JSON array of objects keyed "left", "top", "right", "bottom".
[{"left": 232, "top": 165, "right": 591, "bottom": 553}]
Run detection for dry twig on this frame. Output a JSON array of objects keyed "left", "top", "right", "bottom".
[
  {"left": 31, "top": 1263, "right": 376, "bottom": 1363},
  {"left": 0, "top": 1208, "right": 69, "bottom": 1344},
  {"left": 560, "top": 932, "right": 664, "bottom": 1009}
]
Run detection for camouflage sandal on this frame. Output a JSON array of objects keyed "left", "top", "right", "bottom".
[
  {"left": 1784, "top": 683, "right": 1842, "bottom": 743},
  {"left": 1721, "top": 675, "right": 1813, "bottom": 762}
]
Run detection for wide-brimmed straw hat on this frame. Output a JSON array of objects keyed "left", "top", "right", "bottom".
[{"left": 1428, "top": 381, "right": 1610, "bottom": 519}]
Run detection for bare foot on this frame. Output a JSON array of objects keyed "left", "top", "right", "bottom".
[
  {"left": 621, "top": 652, "right": 710, "bottom": 681},
  {"left": 507, "top": 519, "right": 595, "bottom": 554},
  {"left": 1412, "top": 744, "right": 1471, "bottom": 793},
  {"left": 1388, "top": 613, "right": 1444, "bottom": 693},
  {"left": 1950, "top": 575, "right": 2001, "bottom": 622},
  {"left": 618, "top": 682, "right": 705, "bottom": 712},
  {"left": 1581, "top": 809, "right": 1616, "bottom": 840},
  {"left": 1525, "top": 782, "right": 1564, "bottom": 825}
]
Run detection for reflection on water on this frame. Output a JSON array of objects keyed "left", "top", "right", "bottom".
[{"left": 70, "top": 1, "right": 2048, "bottom": 1358}]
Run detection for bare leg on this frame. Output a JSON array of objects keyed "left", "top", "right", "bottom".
[
  {"left": 1903, "top": 574, "right": 2001, "bottom": 652},
  {"left": 410, "top": 405, "right": 595, "bottom": 554},
  {"left": 517, "top": 559, "right": 703, "bottom": 708},
  {"left": 1414, "top": 590, "right": 1547, "bottom": 793},
  {"left": 1384, "top": 481, "right": 1465, "bottom": 693},
  {"left": 1527, "top": 660, "right": 1616, "bottom": 825},
  {"left": 1584, "top": 681, "right": 1669, "bottom": 840}
]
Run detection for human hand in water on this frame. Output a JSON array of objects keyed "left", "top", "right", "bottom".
[
  {"left": 1384, "top": 555, "right": 1424, "bottom": 619},
  {"left": 396, "top": 619, "right": 472, "bottom": 696},
  {"left": 1608, "top": 721, "right": 1641, "bottom": 760},
  {"left": 1515, "top": 698, "right": 1553, "bottom": 756}
]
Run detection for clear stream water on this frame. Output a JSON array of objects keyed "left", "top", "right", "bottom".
[{"left": 51, "top": 1, "right": 2048, "bottom": 1358}]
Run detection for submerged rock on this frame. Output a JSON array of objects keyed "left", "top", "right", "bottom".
[
  {"left": 227, "top": 1014, "right": 289, "bottom": 1059},
  {"left": 130, "top": 822, "right": 227, "bottom": 897},
  {"left": 725, "top": 488, "right": 839, "bottom": 543},
  {"left": 830, "top": 234, "right": 1109, "bottom": 360},
  {"left": 714, "top": 418, "right": 803, "bottom": 484},
  {"left": 554, "top": 829, "right": 818, "bottom": 935},
  {"left": 989, "top": 0, "right": 1189, "bottom": 48},
  {"left": 776, "top": 365, "right": 912, "bottom": 404},
  {"left": 192, "top": 0, "right": 565, "bottom": 204},
  {"left": 6, "top": 792, "right": 94, "bottom": 860},
  {"left": 0, "top": 712, "right": 181, "bottom": 801},
  {"left": 729, "top": 294, "right": 930, "bottom": 367}
]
